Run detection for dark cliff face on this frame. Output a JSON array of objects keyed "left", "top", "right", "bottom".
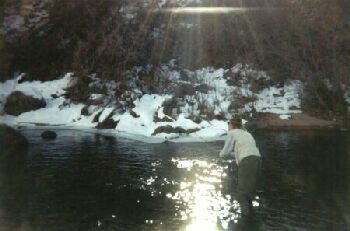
[
  {"left": 0, "top": 0, "right": 349, "bottom": 117},
  {"left": 0, "top": 0, "right": 50, "bottom": 80},
  {"left": 3, "top": 0, "right": 50, "bottom": 44},
  {"left": 1, "top": 0, "right": 167, "bottom": 82}
]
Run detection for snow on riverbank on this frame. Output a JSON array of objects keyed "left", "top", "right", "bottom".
[
  {"left": 255, "top": 80, "right": 302, "bottom": 117},
  {"left": 0, "top": 73, "right": 85, "bottom": 126},
  {"left": 0, "top": 64, "right": 303, "bottom": 142}
]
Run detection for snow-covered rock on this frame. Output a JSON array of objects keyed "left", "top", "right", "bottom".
[{"left": 4, "top": 91, "right": 46, "bottom": 116}]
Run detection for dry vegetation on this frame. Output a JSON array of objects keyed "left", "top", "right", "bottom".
[
  {"left": 172, "top": 0, "right": 350, "bottom": 116},
  {"left": 0, "top": 0, "right": 349, "bottom": 116}
]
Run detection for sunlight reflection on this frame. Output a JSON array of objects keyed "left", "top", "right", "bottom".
[
  {"left": 141, "top": 159, "right": 260, "bottom": 230},
  {"left": 160, "top": 7, "right": 270, "bottom": 15},
  {"left": 171, "top": 159, "right": 240, "bottom": 230}
]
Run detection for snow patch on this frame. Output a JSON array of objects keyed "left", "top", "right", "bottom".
[
  {"left": 0, "top": 73, "right": 74, "bottom": 115},
  {"left": 255, "top": 81, "right": 302, "bottom": 114},
  {"left": 279, "top": 114, "right": 291, "bottom": 120},
  {"left": 345, "top": 90, "right": 350, "bottom": 105},
  {"left": 0, "top": 63, "right": 304, "bottom": 142},
  {"left": 114, "top": 94, "right": 171, "bottom": 136},
  {"left": 99, "top": 108, "right": 115, "bottom": 123}
]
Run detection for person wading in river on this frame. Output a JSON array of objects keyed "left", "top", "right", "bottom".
[{"left": 219, "top": 118, "right": 261, "bottom": 218}]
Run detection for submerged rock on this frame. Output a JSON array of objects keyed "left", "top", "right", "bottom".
[
  {"left": 4, "top": 91, "right": 46, "bottom": 116},
  {"left": 41, "top": 130, "right": 57, "bottom": 140}
]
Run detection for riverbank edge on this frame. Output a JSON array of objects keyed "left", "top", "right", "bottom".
[
  {"left": 253, "top": 113, "right": 349, "bottom": 131},
  {"left": 2, "top": 113, "right": 348, "bottom": 144}
]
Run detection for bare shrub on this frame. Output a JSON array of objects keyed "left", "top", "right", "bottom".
[
  {"left": 4, "top": 0, "right": 162, "bottom": 82},
  {"left": 230, "top": 0, "right": 349, "bottom": 115},
  {"left": 228, "top": 95, "right": 257, "bottom": 113},
  {"left": 302, "top": 78, "right": 348, "bottom": 118},
  {"left": 64, "top": 74, "right": 92, "bottom": 103},
  {"left": 175, "top": 83, "right": 196, "bottom": 98},
  {"left": 195, "top": 83, "right": 210, "bottom": 94}
]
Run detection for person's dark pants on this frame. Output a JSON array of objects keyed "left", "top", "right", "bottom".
[{"left": 236, "top": 155, "right": 261, "bottom": 217}]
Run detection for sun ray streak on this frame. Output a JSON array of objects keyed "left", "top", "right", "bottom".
[
  {"left": 122, "top": 5, "right": 156, "bottom": 73},
  {"left": 157, "top": 12, "right": 176, "bottom": 65},
  {"left": 160, "top": 7, "right": 274, "bottom": 15}
]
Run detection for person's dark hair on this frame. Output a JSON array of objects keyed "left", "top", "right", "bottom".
[{"left": 229, "top": 117, "right": 243, "bottom": 129}]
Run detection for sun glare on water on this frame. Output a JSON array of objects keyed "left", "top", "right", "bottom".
[
  {"left": 141, "top": 158, "right": 258, "bottom": 230},
  {"left": 170, "top": 159, "right": 239, "bottom": 230}
]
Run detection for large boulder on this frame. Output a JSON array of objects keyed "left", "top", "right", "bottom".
[
  {"left": 4, "top": 91, "right": 46, "bottom": 116},
  {"left": 0, "top": 124, "right": 28, "bottom": 160}
]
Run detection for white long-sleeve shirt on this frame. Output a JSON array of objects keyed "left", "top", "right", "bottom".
[{"left": 219, "top": 129, "right": 260, "bottom": 165}]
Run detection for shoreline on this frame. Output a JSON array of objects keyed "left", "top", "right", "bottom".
[
  {"left": 252, "top": 113, "right": 349, "bottom": 132},
  {"left": 2, "top": 113, "right": 348, "bottom": 144}
]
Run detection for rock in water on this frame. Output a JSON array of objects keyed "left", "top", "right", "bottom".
[
  {"left": 41, "top": 130, "right": 57, "bottom": 140},
  {"left": 96, "top": 119, "right": 119, "bottom": 129},
  {"left": 4, "top": 91, "right": 46, "bottom": 116},
  {"left": 152, "top": 126, "right": 199, "bottom": 135},
  {"left": 0, "top": 124, "right": 28, "bottom": 160}
]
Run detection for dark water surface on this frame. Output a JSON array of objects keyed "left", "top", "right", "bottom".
[{"left": 0, "top": 129, "right": 349, "bottom": 231}]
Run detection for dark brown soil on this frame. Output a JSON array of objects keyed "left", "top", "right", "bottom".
[
  {"left": 254, "top": 113, "right": 339, "bottom": 130},
  {"left": 152, "top": 126, "right": 199, "bottom": 135}
]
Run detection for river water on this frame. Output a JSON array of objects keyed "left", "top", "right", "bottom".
[{"left": 0, "top": 129, "right": 349, "bottom": 231}]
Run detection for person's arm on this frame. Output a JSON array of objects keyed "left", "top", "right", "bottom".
[{"left": 219, "top": 132, "right": 235, "bottom": 158}]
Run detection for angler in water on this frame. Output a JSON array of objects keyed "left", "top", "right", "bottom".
[{"left": 219, "top": 117, "right": 261, "bottom": 218}]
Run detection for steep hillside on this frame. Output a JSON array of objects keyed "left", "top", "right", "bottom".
[{"left": 0, "top": 0, "right": 349, "bottom": 140}]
